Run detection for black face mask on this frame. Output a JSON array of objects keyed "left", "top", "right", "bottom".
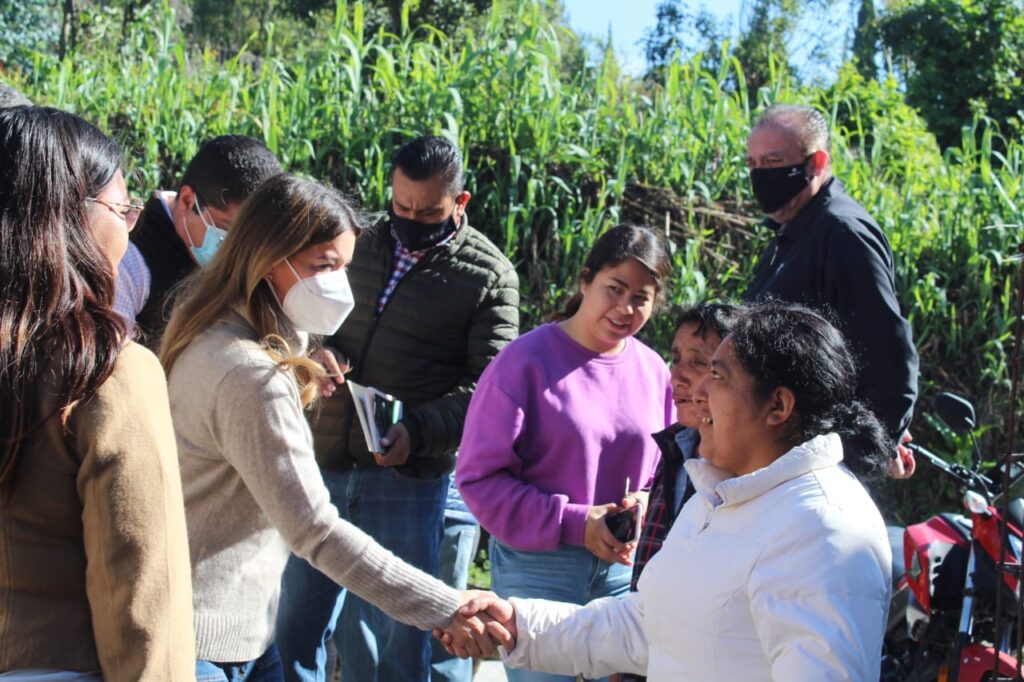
[
  {"left": 749, "top": 157, "right": 811, "bottom": 214},
  {"left": 389, "top": 209, "right": 458, "bottom": 251}
]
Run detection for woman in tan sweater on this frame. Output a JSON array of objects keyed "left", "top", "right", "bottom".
[
  {"left": 0, "top": 108, "right": 195, "bottom": 679},
  {"left": 160, "top": 175, "right": 504, "bottom": 681}
]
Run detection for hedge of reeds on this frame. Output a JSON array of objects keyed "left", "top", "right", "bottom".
[{"left": 14, "top": 0, "right": 1024, "bottom": 520}]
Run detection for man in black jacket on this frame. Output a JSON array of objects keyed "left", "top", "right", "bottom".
[
  {"left": 743, "top": 104, "right": 919, "bottom": 477},
  {"left": 276, "top": 136, "right": 520, "bottom": 682},
  {"left": 115, "top": 135, "right": 281, "bottom": 347}
]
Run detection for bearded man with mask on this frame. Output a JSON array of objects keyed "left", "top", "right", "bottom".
[
  {"left": 743, "top": 104, "right": 919, "bottom": 478},
  {"left": 275, "top": 135, "right": 520, "bottom": 682}
]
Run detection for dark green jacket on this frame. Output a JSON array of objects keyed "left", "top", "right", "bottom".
[{"left": 310, "top": 217, "right": 520, "bottom": 477}]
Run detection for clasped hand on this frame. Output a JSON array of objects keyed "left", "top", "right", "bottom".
[{"left": 433, "top": 590, "right": 518, "bottom": 659}]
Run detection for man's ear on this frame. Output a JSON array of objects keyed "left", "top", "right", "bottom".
[
  {"left": 176, "top": 185, "right": 196, "bottom": 215},
  {"left": 765, "top": 386, "right": 797, "bottom": 427},
  {"left": 808, "top": 150, "right": 829, "bottom": 177},
  {"left": 453, "top": 191, "right": 471, "bottom": 220}
]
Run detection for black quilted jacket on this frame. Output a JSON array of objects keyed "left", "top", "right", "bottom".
[{"left": 310, "top": 217, "right": 520, "bottom": 477}]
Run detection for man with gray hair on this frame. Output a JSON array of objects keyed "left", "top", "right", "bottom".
[
  {"left": 0, "top": 84, "right": 32, "bottom": 109},
  {"left": 743, "top": 103, "right": 919, "bottom": 477},
  {"left": 276, "top": 135, "right": 520, "bottom": 681}
]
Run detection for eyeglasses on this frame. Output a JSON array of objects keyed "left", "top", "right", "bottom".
[
  {"left": 193, "top": 194, "right": 230, "bottom": 232},
  {"left": 87, "top": 197, "right": 145, "bottom": 229}
]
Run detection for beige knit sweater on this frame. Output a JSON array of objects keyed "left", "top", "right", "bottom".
[
  {"left": 167, "top": 310, "right": 462, "bottom": 662},
  {"left": 0, "top": 342, "right": 196, "bottom": 680}
]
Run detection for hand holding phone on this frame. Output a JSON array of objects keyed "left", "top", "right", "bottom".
[
  {"left": 605, "top": 503, "right": 643, "bottom": 543},
  {"left": 604, "top": 477, "right": 644, "bottom": 543}
]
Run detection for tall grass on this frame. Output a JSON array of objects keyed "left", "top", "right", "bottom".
[{"left": 16, "top": 0, "right": 1024, "bottom": 518}]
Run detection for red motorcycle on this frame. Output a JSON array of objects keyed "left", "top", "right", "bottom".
[{"left": 883, "top": 392, "right": 1024, "bottom": 682}]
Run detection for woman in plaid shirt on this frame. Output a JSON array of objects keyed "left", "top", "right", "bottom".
[
  {"left": 627, "top": 303, "right": 740, "bottom": 592},
  {"left": 617, "top": 303, "right": 738, "bottom": 682}
]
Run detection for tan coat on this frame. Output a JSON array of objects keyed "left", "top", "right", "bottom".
[{"left": 0, "top": 342, "right": 195, "bottom": 680}]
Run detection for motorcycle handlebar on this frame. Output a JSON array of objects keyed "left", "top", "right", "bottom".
[{"left": 907, "top": 442, "right": 997, "bottom": 495}]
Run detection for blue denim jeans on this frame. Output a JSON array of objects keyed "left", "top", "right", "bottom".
[
  {"left": 429, "top": 517, "right": 481, "bottom": 682},
  {"left": 490, "top": 538, "right": 632, "bottom": 682},
  {"left": 275, "top": 467, "right": 447, "bottom": 682},
  {"left": 195, "top": 643, "right": 283, "bottom": 682}
]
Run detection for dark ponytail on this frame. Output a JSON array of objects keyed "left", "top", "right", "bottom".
[
  {"left": 830, "top": 401, "right": 892, "bottom": 479},
  {"left": 552, "top": 224, "right": 671, "bottom": 321},
  {"left": 729, "top": 301, "right": 891, "bottom": 480}
]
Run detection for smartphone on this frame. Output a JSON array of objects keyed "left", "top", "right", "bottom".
[
  {"left": 371, "top": 394, "right": 403, "bottom": 438},
  {"left": 605, "top": 503, "right": 643, "bottom": 543}
]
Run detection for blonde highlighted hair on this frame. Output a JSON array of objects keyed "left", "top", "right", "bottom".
[{"left": 160, "top": 174, "right": 362, "bottom": 405}]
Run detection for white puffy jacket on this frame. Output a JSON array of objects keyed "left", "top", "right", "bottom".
[{"left": 503, "top": 433, "right": 892, "bottom": 681}]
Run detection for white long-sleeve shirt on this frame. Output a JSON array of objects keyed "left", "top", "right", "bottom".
[{"left": 504, "top": 433, "right": 892, "bottom": 681}]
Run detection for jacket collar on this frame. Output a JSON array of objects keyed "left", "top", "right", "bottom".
[
  {"left": 133, "top": 192, "right": 191, "bottom": 261},
  {"left": 685, "top": 433, "right": 842, "bottom": 508},
  {"left": 651, "top": 424, "right": 685, "bottom": 471},
  {"left": 675, "top": 426, "right": 700, "bottom": 454},
  {"left": 652, "top": 424, "right": 700, "bottom": 469},
  {"left": 775, "top": 177, "right": 842, "bottom": 240}
]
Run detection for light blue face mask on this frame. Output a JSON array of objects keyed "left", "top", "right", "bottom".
[{"left": 185, "top": 195, "right": 227, "bottom": 267}]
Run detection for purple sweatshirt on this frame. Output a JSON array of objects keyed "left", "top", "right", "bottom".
[{"left": 456, "top": 323, "right": 673, "bottom": 552}]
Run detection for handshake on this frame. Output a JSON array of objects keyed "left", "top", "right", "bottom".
[{"left": 433, "top": 591, "right": 519, "bottom": 659}]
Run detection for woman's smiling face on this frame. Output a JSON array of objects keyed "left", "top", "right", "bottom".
[
  {"left": 574, "top": 258, "right": 658, "bottom": 354},
  {"left": 693, "top": 336, "right": 781, "bottom": 476},
  {"left": 670, "top": 322, "right": 721, "bottom": 428}
]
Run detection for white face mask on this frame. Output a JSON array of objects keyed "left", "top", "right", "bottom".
[{"left": 279, "top": 258, "right": 355, "bottom": 335}]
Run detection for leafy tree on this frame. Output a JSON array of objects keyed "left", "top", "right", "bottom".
[
  {"left": 731, "top": 0, "right": 801, "bottom": 93},
  {"left": 643, "top": 0, "right": 854, "bottom": 90},
  {"left": 190, "top": 0, "right": 279, "bottom": 53},
  {"left": 642, "top": 0, "right": 727, "bottom": 80},
  {"left": 879, "top": 0, "right": 1024, "bottom": 149},
  {"left": 643, "top": 0, "right": 686, "bottom": 71},
  {"left": 0, "top": 0, "right": 60, "bottom": 69},
  {"left": 388, "top": 0, "right": 491, "bottom": 33},
  {"left": 187, "top": 0, "right": 493, "bottom": 54},
  {"left": 851, "top": 0, "right": 878, "bottom": 82}
]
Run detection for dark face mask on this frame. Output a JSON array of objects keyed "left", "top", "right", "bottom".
[
  {"left": 389, "top": 208, "right": 458, "bottom": 251},
  {"left": 749, "top": 157, "right": 811, "bottom": 214}
]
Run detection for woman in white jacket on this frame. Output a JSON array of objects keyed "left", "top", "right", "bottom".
[{"left": 442, "top": 301, "right": 893, "bottom": 682}]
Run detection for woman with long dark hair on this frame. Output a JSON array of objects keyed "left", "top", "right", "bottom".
[
  {"left": 456, "top": 224, "right": 675, "bottom": 682},
  {"left": 0, "top": 107, "right": 195, "bottom": 679},
  {"left": 446, "top": 301, "right": 892, "bottom": 680}
]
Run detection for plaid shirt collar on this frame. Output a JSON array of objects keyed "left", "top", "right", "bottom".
[
  {"left": 391, "top": 224, "right": 459, "bottom": 259},
  {"left": 376, "top": 224, "right": 460, "bottom": 314},
  {"left": 630, "top": 425, "right": 699, "bottom": 591}
]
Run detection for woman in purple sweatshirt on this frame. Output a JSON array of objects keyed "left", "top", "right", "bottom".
[{"left": 456, "top": 224, "right": 674, "bottom": 682}]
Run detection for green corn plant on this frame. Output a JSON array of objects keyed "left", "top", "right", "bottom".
[{"left": 13, "top": 0, "right": 1024, "bottom": 521}]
